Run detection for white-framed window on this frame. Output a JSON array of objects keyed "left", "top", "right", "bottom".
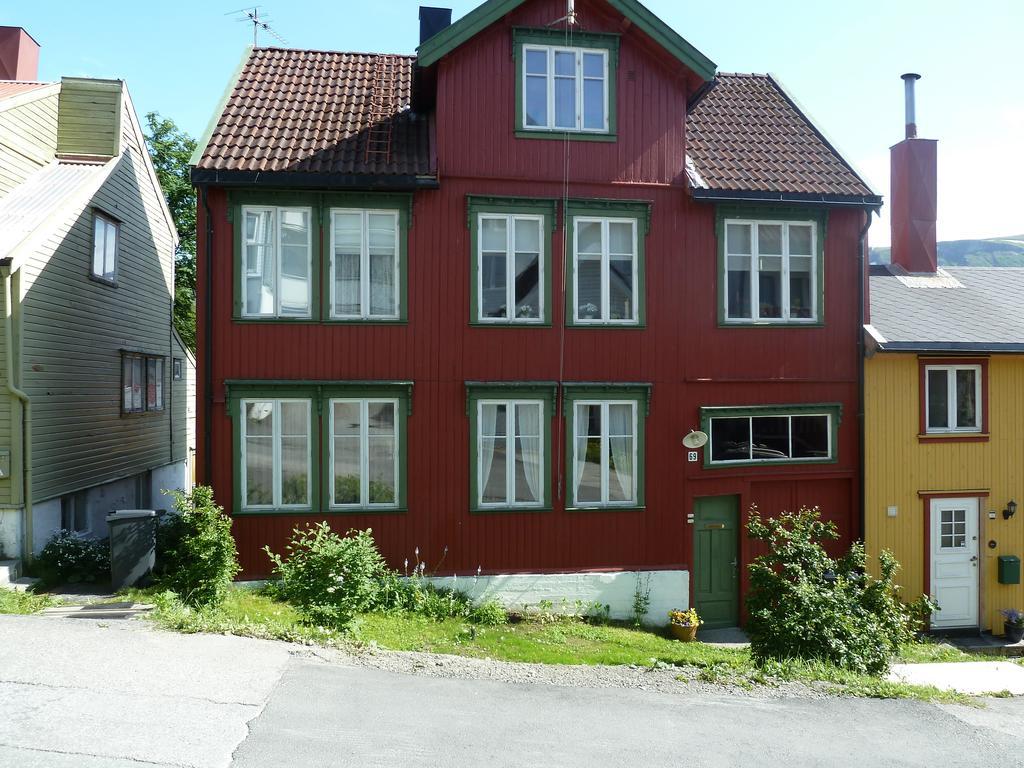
[
  {"left": 122, "top": 353, "right": 164, "bottom": 414},
  {"left": 241, "top": 206, "right": 313, "bottom": 318},
  {"left": 573, "top": 216, "right": 638, "bottom": 324},
  {"left": 523, "top": 44, "right": 608, "bottom": 133},
  {"left": 172, "top": 358, "right": 183, "bottom": 380},
  {"left": 241, "top": 399, "right": 312, "bottom": 510},
  {"left": 571, "top": 400, "right": 637, "bottom": 507},
  {"left": 477, "top": 214, "right": 544, "bottom": 322},
  {"left": 939, "top": 508, "right": 968, "bottom": 550},
  {"left": 724, "top": 219, "right": 817, "bottom": 322},
  {"left": 329, "top": 398, "right": 399, "bottom": 508},
  {"left": 330, "top": 209, "right": 400, "bottom": 320},
  {"left": 60, "top": 492, "right": 89, "bottom": 534},
  {"left": 925, "top": 364, "right": 981, "bottom": 433},
  {"left": 476, "top": 399, "right": 545, "bottom": 508},
  {"left": 707, "top": 411, "right": 833, "bottom": 464},
  {"left": 92, "top": 212, "right": 119, "bottom": 282}
]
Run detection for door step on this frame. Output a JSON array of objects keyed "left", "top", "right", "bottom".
[{"left": 0, "top": 559, "right": 23, "bottom": 584}]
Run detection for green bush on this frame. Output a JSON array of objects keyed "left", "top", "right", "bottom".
[
  {"left": 745, "top": 506, "right": 931, "bottom": 676},
  {"left": 470, "top": 598, "right": 508, "bottom": 626},
  {"left": 160, "top": 486, "right": 240, "bottom": 607},
  {"left": 35, "top": 531, "right": 110, "bottom": 586},
  {"left": 265, "top": 524, "right": 396, "bottom": 628}
]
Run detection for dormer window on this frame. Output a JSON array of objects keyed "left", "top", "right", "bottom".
[{"left": 514, "top": 30, "right": 619, "bottom": 140}]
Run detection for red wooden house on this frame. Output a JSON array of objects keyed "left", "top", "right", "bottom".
[{"left": 191, "top": 0, "right": 881, "bottom": 626}]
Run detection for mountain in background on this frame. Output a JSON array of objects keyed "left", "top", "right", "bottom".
[{"left": 870, "top": 235, "right": 1024, "bottom": 267}]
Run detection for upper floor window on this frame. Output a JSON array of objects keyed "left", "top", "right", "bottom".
[
  {"left": 92, "top": 212, "right": 119, "bottom": 283},
  {"left": 701, "top": 404, "right": 841, "bottom": 466},
  {"left": 925, "top": 364, "right": 981, "bottom": 434},
  {"left": 572, "top": 216, "right": 640, "bottom": 325},
  {"left": 514, "top": 30, "right": 619, "bottom": 140},
  {"left": 241, "top": 206, "right": 313, "bottom": 318},
  {"left": 523, "top": 45, "right": 608, "bottom": 133},
  {"left": 330, "top": 209, "right": 400, "bottom": 320},
  {"left": 478, "top": 214, "right": 544, "bottom": 323},
  {"left": 122, "top": 352, "right": 164, "bottom": 415},
  {"left": 723, "top": 217, "right": 821, "bottom": 324}
]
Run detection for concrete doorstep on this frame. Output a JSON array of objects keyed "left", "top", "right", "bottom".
[{"left": 888, "top": 661, "right": 1024, "bottom": 695}]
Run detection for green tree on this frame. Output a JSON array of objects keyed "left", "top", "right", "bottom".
[{"left": 144, "top": 112, "right": 197, "bottom": 350}]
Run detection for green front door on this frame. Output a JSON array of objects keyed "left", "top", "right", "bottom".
[{"left": 693, "top": 495, "right": 740, "bottom": 629}]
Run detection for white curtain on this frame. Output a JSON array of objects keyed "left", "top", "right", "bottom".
[
  {"left": 573, "top": 404, "right": 587, "bottom": 502},
  {"left": 370, "top": 253, "right": 395, "bottom": 315},
  {"left": 608, "top": 404, "right": 634, "bottom": 502},
  {"left": 478, "top": 404, "right": 499, "bottom": 503},
  {"left": 517, "top": 404, "right": 542, "bottom": 504}
]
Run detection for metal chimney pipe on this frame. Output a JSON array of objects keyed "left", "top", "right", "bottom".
[{"left": 902, "top": 73, "right": 921, "bottom": 139}]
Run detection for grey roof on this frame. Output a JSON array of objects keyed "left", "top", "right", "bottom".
[{"left": 868, "top": 264, "right": 1024, "bottom": 352}]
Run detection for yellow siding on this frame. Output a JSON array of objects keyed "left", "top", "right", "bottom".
[{"left": 865, "top": 352, "right": 1024, "bottom": 633}]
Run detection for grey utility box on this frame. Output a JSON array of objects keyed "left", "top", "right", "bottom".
[{"left": 106, "top": 510, "right": 157, "bottom": 589}]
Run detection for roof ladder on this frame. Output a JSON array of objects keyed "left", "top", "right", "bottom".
[{"left": 364, "top": 55, "right": 400, "bottom": 164}]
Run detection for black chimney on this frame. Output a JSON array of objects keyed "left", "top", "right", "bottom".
[{"left": 419, "top": 6, "right": 452, "bottom": 45}]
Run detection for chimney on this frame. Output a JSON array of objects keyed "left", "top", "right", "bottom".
[
  {"left": 419, "top": 7, "right": 452, "bottom": 46},
  {"left": 889, "top": 73, "right": 938, "bottom": 274},
  {"left": 0, "top": 27, "right": 40, "bottom": 81}
]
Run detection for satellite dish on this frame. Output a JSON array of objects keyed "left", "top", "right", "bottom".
[{"left": 682, "top": 430, "right": 709, "bottom": 449}]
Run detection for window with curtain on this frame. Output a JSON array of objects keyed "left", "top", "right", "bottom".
[
  {"left": 925, "top": 364, "right": 981, "bottom": 433},
  {"left": 92, "top": 212, "right": 119, "bottom": 283},
  {"left": 122, "top": 353, "right": 165, "bottom": 415},
  {"left": 522, "top": 44, "right": 609, "bottom": 133},
  {"left": 476, "top": 399, "right": 545, "bottom": 509},
  {"left": 724, "top": 219, "right": 817, "bottom": 323},
  {"left": 241, "top": 206, "right": 312, "bottom": 318},
  {"left": 571, "top": 400, "right": 636, "bottom": 507},
  {"left": 330, "top": 398, "right": 399, "bottom": 508},
  {"left": 241, "top": 399, "right": 311, "bottom": 510},
  {"left": 330, "top": 209, "right": 400, "bottom": 320},
  {"left": 573, "top": 216, "right": 638, "bottom": 324},
  {"left": 477, "top": 214, "right": 544, "bottom": 322}
]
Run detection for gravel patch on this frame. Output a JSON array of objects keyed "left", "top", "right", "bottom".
[{"left": 293, "top": 642, "right": 828, "bottom": 700}]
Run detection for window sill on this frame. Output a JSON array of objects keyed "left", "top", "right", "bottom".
[
  {"left": 565, "top": 505, "right": 645, "bottom": 513},
  {"left": 469, "top": 321, "right": 552, "bottom": 328},
  {"left": 233, "top": 317, "right": 408, "bottom": 326},
  {"left": 568, "top": 321, "right": 645, "bottom": 329},
  {"left": 88, "top": 274, "right": 118, "bottom": 288},
  {"left": 234, "top": 507, "right": 407, "bottom": 516},
  {"left": 918, "top": 432, "right": 989, "bottom": 443},
  {"left": 121, "top": 410, "right": 165, "bottom": 418},
  {"left": 718, "top": 319, "right": 823, "bottom": 328},
  {"left": 704, "top": 458, "right": 837, "bottom": 469},
  {"left": 515, "top": 130, "right": 617, "bottom": 143},
  {"left": 471, "top": 506, "right": 551, "bottom": 514}
]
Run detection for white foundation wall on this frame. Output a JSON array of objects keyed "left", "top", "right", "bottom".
[
  {"left": 424, "top": 569, "right": 690, "bottom": 626},
  {"left": 0, "top": 508, "right": 22, "bottom": 560},
  {"left": 150, "top": 460, "right": 188, "bottom": 511}
]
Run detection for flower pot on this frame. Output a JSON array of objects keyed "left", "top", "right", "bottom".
[
  {"left": 1006, "top": 622, "right": 1024, "bottom": 644},
  {"left": 670, "top": 623, "right": 698, "bottom": 642}
]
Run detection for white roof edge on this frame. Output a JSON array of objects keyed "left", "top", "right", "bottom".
[
  {"left": 684, "top": 154, "right": 707, "bottom": 190},
  {"left": 0, "top": 81, "right": 60, "bottom": 115},
  {"left": 863, "top": 324, "right": 888, "bottom": 345}
]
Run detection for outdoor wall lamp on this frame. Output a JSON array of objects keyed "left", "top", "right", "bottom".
[{"left": 1003, "top": 500, "right": 1018, "bottom": 521}]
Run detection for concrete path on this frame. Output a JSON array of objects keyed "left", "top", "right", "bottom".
[
  {"left": 889, "top": 661, "right": 1024, "bottom": 695},
  {"left": 0, "top": 614, "right": 290, "bottom": 767}
]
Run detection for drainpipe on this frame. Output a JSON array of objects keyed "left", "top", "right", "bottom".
[
  {"left": 1, "top": 263, "right": 32, "bottom": 561},
  {"left": 857, "top": 210, "right": 873, "bottom": 543},
  {"left": 200, "top": 184, "right": 213, "bottom": 486}
]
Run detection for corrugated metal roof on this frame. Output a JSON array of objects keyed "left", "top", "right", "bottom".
[
  {"left": 868, "top": 265, "right": 1024, "bottom": 351},
  {"left": 687, "top": 73, "right": 877, "bottom": 199},
  {"left": 194, "top": 48, "right": 433, "bottom": 177},
  {"left": 0, "top": 160, "right": 111, "bottom": 258}
]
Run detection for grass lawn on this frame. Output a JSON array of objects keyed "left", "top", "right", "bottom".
[
  {"left": 0, "top": 588, "right": 59, "bottom": 614},
  {"left": 120, "top": 586, "right": 973, "bottom": 704}
]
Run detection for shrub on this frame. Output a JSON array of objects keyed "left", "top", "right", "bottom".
[
  {"left": 35, "top": 531, "right": 110, "bottom": 586},
  {"left": 470, "top": 598, "right": 509, "bottom": 626},
  {"left": 745, "top": 506, "right": 931, "bottom": 676},
  {"left": 160, "top": 486, "right": 240, "bottom": 607},
  {"left": 265, "top": 524, "right": 395, "bottom": 628}
]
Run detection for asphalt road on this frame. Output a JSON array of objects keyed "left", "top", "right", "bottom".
[{"left": 2, "top": 614, "right": 1023, "bottom": 768}]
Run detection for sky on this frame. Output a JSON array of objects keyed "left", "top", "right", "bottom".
[{"left": 9, "top": 0, "right": 1022, "bottom": 246}]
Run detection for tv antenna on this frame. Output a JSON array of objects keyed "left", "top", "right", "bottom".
[{"left": 226, "top": 6, "right": 287, "bottom": 47}]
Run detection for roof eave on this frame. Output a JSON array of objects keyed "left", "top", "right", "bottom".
[
  {"left": 691, "top": 187, "right": 883, "bottom": 210},
  {"left": 416, "top": 0, "right": 716, "bottom": 81},
  {"left": 189, "top": 168, "right": 440, "bottom": 191},
  {"left": 874, "top": 341, "right": 1024, "bottom": 354}
]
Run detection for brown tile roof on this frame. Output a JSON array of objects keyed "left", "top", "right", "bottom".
[
  {"left": 194, "top": 48, "right": 433, "bottom": 178},
  {"left": 687, "top": 73, "right": 877, "bottom": 200}
]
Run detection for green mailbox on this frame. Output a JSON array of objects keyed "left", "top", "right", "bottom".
[{"left": 998, "top": 555, "right": 1021, "bottom": 585}]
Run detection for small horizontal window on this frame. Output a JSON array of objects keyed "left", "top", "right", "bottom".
[{"left": 703, "top": 406, "right": 839, "bottom": 465}]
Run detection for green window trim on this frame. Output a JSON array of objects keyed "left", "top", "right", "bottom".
[
  {"left": 715, "top": 204, "right": 828, "bottom": 328},
  {"left": 564, "top": 199, "right": 650, "bottom": 328},
  {"left": 562, "top": 383, "right": 650, "bottom": 511},
  {"left": 467, "top": 195, "right": 557, "bottom": 327},
  {"left": 512, "top": 28, "right": 619, "bottom": 141},
  {"left": 229, "top": 190, "right": 412, "bottom": 324},
  {"left": 466, "top": 382, "right": 557, "bottom": 513},
  {"left": 699, "top": 402, "right": 842, "bottom": 469},
  {"left": 227, "top": 380, "right": 412, "bottom": 515}
]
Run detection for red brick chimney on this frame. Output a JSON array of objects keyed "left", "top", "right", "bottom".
[
  {"left": 890, "top": 73, "right": 937, "bottom": 274},
  {"left": 0, "top": 27, "right": 40, "bottom": 81}
]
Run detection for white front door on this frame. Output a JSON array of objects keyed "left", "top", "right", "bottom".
[{"left": 930, "top": 498, "right": 980, "bottom": 629}]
